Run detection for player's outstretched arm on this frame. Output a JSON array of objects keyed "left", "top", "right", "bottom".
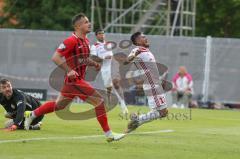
[
  {"left": 124, "top": 55, "right": 135, "bottom": 65},
  {"left": 123, "top": 49, "right": 141, "bottom": 65}
]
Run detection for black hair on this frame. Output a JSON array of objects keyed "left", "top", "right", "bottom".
[
  {"left": 0, "top": 78, "right": 10, "bottom": 85},
  {"left": 95, "top": 29, "right": 104, "bottom": 36},
  {"left": 72, "top": 13, "right": 86, "bottom": 26},
  {"left": 130, "top": 32, "right": 142, "bottom": 46}
]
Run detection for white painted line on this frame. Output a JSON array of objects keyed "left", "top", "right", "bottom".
[
  {"left": 0, "top": 129, "right": 174, "bottom": 144},
  {"left": 132, "top": 129, "right": 174, "bottom": 135}
]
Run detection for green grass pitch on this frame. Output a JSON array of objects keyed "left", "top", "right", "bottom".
[{"left": 0, "top": 104, "right": 240, "bottom": 159}]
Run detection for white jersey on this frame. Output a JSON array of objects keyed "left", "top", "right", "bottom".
[
  {"left": 90, "top": 41, "right": 113, "bottom": 68},
  {"left": 90, "top": 41, "right": 113, "bottom": 87},
  {"left": 128, "top": 46, "right": 167, "bottom": 110},
  {"left": 129, "top": 47, "right": 156, "bottom": 62}
]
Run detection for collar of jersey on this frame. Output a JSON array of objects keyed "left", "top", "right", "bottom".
[
  {"left": 72, "top": 32, "right": 87, "bottom": 40},
  {"left": 137, "top": 46, "right": 149, "bottom": 52}
]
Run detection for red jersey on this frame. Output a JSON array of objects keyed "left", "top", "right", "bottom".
[{"left": 56, "top": 33, "right": 90, "bottom": 79}]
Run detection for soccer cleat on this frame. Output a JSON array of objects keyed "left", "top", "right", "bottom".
[
  {"left": 106, "top": 132, "right": 126, "bottom": 142},
  {"left": 30, "top": 122, "right": 42, "bottom": 130},
  {"left": 125, "top": 120, "right": 139, "bottom": 133},
  {"left": 24, "top": 111, "right": 34, "bottom": 130},
  {"left": 125, "top": 112, "right": 140, "bottom": 133}
]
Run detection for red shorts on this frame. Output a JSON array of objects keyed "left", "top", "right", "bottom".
[{"left": 60, "top": 78, "right": 95, "bottom": 101}]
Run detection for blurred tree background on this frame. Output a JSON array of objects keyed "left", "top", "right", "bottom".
[
  {"left": 0, "top": 0, "right": 95, "bottom": 30},
  {"left": 1, "top": 0, "right": 240, "bottom": 38},
  {"left": 196, "top": 0, "right": 240, "bottom": 38}
]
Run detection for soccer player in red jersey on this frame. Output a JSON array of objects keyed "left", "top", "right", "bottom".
[{"left": 24, "top": 13, "right": 125, "bottom": 142}]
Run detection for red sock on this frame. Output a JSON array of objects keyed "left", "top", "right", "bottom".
[
  {"left": 34, "top": 101, "right": 56, "bottom": 117},
  {"left": 95, "top": 102, "right": 110, "bottom": 132}
]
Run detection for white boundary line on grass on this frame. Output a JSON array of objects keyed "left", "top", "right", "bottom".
[{"left": 0, "top": 129, "right": 174, "bottom": 144}]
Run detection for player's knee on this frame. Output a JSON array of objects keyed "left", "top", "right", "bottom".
[{"left": 55, "top": 104, "right": 66, "bottom": 111}]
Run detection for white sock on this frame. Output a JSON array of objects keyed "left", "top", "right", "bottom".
[
  {"left": 31, "top": 111, "right": 37, "bottom": 119},
  {"left": 113, "top": 88, "right": 127, "bottom": 110},
  {"left": 105, "top": 130, "right": 113, "bottom": 137},
  {"left": 120, "top": 99, "right": 127, "bottom": 109},
  {"left": 138, "top": 111, "right": 161, "bottom": 125}
]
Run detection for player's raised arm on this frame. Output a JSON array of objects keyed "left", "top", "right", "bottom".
[{"left": 124, "top": 48, "right": 140, "bottom": 65}]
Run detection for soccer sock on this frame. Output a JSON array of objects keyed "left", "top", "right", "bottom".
[
  {"left": 120, "top": 99, "right": 127, "bottom": 109},
  {"left": 138, "top": 111, "right": 161, "bottom": 125},
  {"left": 33, "top": 101, "right": 56, "bottom": 117},
  {"left": 113, "top": 88, "right": 127, "bottom": 111},
  {"left": 104, "top": 130, "right": 113, "bottom": 137},
  {"left": 95, "top": 101, "right": 110, "bottom": 133}
]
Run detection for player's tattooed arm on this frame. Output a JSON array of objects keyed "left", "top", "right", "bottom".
[
  {"left": 85, "top": 58, "right": 101, "bottom": 71},
  {"left": 90, "top": 55, "right": 103, "bottom": 63}
]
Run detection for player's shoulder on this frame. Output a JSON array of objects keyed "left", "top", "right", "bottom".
[
  {"left": 13, "top": 89, "right": 24, "bottom": 96},
  {"left": 58, "top": 35, "right": 77, "bottom": 50},
  {"left": 64, "top": 35, "right": 78, "bottom": 44},
  {"left": 90, "top": 42, "right": 100, "bottom": 49},
  {"left": 94, "top": 42, "right": 100, "bottom": 46}
]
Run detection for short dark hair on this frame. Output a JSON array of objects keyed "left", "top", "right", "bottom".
[
  {"left": 72, "top": 13, "right": 86, "bottom": 26},
  {"left": 0, "top": 78, "right": 10, "bottom": 85},
  {"left": 95, "top": 29, "right": 104, "bottom": 36},
  {"left": 130, "top": 32, "right": 142, "bottom": 46}
]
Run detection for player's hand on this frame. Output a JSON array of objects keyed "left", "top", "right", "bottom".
[
  {"left": 67, "top": 70, "right": 79, "bottom": 80},
  {"left": 4, "top": 124, "right": 17, "bottom": 132},
  {"left": 135, "top": 49, "right": 141, "bottom": 56},
  {"left": 95, "top": 63, "right": 101, "bottom": 71},
  {"left": 104, "top": 55, "right": 112, "bottom": 59}
]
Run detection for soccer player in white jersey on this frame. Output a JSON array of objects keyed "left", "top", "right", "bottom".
[
  {"left": 90, "top": 29, "right": 128, "bottom": 116},
  {"left": 125, "top": 32, "right": 169, "bottom": 133}
]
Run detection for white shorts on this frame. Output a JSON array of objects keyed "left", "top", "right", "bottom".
[
  {"left": 101, "top": 67, "right": 113, "bottom": 88},
  {"left": 143, "top": 84, "right": 167, "bottom": 110},
  {"left": 147, "top": 94, "right": 167, "bottom": 110}
]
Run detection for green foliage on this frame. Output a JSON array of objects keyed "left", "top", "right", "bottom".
[
  {"left": 1, "top": 0, "right": 92, "bottom": 30},
  {"left": 2, "top": 0, "right": 240, "bottom": 37},
  {"left": 196, "top": 0, "right": 240, "bottom": 38}
]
